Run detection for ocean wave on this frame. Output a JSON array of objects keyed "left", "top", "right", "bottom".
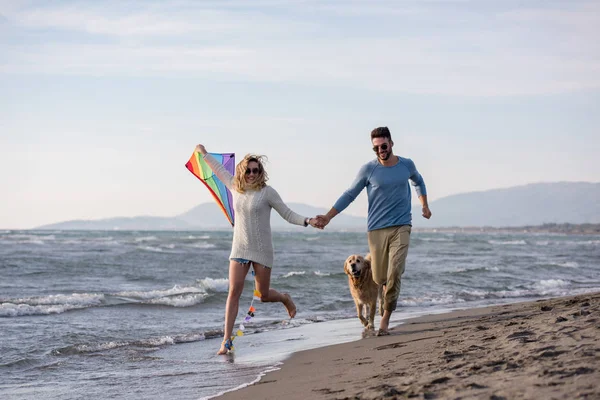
[
  {"left": 146, "top": 293, "right": 209, "bottom": 307},
  {"left": 533, "top": 279, "right": 569, "bottom": 290},
  {"left": 3, "top": 233, "right": 57, "bottom": 245},
  {"left": 0, "top": 292, "right": 106, "bottom": 316},
  {"left": 0, "top": 302, "right": 95, "bottom": 317},
  {"left": 116, "top": 285, "right": 208, "bottom": 300},
  {"left": 1, "top": 282, "right": 227, "bottom": 317},
  {"left": 6, "top": 293, "right": 105, "bottom": 306},
  {"left": 187, "top": 242, "right": 217, "bottom": 249},
  {"left": 134, "top": 236, "right": 159, "bottom": 242},
  {"left": 280, "top": 270, "right": 337, "bottom": 279},
  {"left": 400, "top": 282, "right": 596, "bottom": 308},
  {"left": 399, "top": 294, "right": 461, "bottom": 307},
  {"left": 488, "top": 240, "right": 527, "bottom": 245},
  {"left": 281, "top": 271, "right": 306, "bottom": 278},
  {"left": 0, "top": 357, "right": 60, "bottom": 372},
  {"left": 450, "top": 266, "right": 500, "bottom": 273},
  {"left": 419, "top": 237, "right": 453, "bottom": 242},
  {"left": 138, "top": 245, "right": 165, "bottom": 253},
  {"left": 182, "top": 235, "right": 211, "bottom": 240},
  {"left": 52, "top": 332, "right": 210, "bottom": 356},
  {"left": 198, "top": 278, "right": 229, "bottom": 293},
  {"left": 544, "top": 261, "right": 579, "bottom": 268},
  {"left": 456, "top": 280, "right": 586, "bottom": 301}
]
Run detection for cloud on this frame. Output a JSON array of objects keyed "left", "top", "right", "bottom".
[
  {"left": 1, "top": 0, "right": 315, "bottom": 37},
  {"left": 1, "top": 0, "right": 599, "bottom": 96}
]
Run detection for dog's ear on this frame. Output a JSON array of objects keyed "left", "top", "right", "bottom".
[
  {"left": 364, "top": 253, "right": 372, "bottom": 262},
  {"left": 343, "top": 258, "right": 350, "bottom": 275}
]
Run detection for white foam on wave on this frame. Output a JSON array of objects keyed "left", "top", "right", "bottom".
[
  {"left": 147, "top": 294, "right": 209, "bottom": 307},
  {"left": 60, "top": 333, "right": 207, "bottom": 355},
  {"left": 420, "top": 237, "right": 453, "bottom": 242},
  {"left": 400, "top": 294, "right": 461, "bottom": 307},
  {"left": 198, "top": 278, "right": 229, "bottom": 293},
  {"left": 9, "top": 234, "right": 47, "bottom": 244},
  {"left": 69, "top": 341, "right": 129, "bottom": 353},
  {"left": 138, "top": 245, "right": 164, "bottom": 252},
  {"left": 9, "top": 293, "right": 104, "bottom": 306},
  {"left": 1, "top": 302, "right": 88, "bottom": 317},
  {"left": 314, "top": 271, "right": 331, "bottom": 276},
  {"left": 1, "top": 280, "right": 229, "bottom": 316},
  {"left": 553, "top": 240, "right": 600, "bottom": 246},
  {"left": 534, "top": 279, "right": 569, "bottom": 290},
  {"left": 189, "top": 242, "right": 216, "bottom": 249},
  {"left": 452, "top": 266, "right": 500, "bottom": 273},
  {"left": 555, "top": 261, "right": 579, "bottom": 268},
  {"left": 134, "top": 236, "right": 159, "bottom": 242},
  {"left": 0, "top": 293, "right": 105, "bottom": 317},
  {"left": 281, "top": 271, "right": 306, "bottom": 278},
  {"left": 117, "top": 285, "right": 206, "bottom": 300},
  {"left": 488, "top": 240, "right": 527, "bottom": 245},
  {"left": 457, "top": 279, "right": 576, "bottom": 301},
  {"left": 183, "top": 235, "right": 211, "bottom": 240}
]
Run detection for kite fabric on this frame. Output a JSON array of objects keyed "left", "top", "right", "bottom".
[{"left": 185, "top": 151, "right": 235, "bottom": 226}]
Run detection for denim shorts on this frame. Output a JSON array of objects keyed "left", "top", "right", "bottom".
[
  {"left": 231, "top": 258, "right": 251, "bottom": 264},
  {"left": 230, "top": 258, "right": 271, "bottom": 268}
]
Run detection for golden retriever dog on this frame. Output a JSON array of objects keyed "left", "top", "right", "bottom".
[{"left": 344, "top": 254, "right": 379, "bottom": 330}]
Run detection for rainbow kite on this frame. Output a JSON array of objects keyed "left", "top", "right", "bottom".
[{"left": 185, "top": 151, "right": 235, "bottom": 226}]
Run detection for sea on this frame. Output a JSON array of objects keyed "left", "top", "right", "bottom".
[{"left": 1, "top": 229, "right": 599, "bottom": 399}]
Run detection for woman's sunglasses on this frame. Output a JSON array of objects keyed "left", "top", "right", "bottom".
[
  {"left": 372, "top": 143, "right": 389, "bottom": 152},
  {"left": 245, "top": 168, "right": 260, "bottom": 175}
]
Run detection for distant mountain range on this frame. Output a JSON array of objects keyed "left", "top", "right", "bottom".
[{"left": 36, "top": 182, "right": 600, "bottom": 230}]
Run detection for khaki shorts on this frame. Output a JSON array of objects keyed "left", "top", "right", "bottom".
[{"left": 367, "top": 225, "right": 411, "bottom": 312}]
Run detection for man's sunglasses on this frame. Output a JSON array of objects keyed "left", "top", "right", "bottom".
[
  {"left": 245, "top": 168, "right": 260, "bottom": 175},
  {"left": 372, "top": 143, "right": 389, "bottom": 152}
]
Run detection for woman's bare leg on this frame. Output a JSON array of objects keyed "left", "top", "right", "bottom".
[
  {"left": 252, "top": 263, "right": 296, "bottom": 318},
  {"left": 217, "top": 260, "right": 250, "bottom": 355}
]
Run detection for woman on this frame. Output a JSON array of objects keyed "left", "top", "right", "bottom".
[{"left": 195, "top": 144, "right": 320, "bottom": 355}]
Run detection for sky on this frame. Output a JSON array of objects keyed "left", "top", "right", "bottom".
[{"left": 1, "top": 0, "right": 599, "bottom": 229}]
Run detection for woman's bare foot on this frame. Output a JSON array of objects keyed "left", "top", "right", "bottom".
[
  {"left": 217, "top": 339, "right": 229, "bottom": 355},
  {"left": 282, "top": 293, "right": 297, "bottom": 318}
]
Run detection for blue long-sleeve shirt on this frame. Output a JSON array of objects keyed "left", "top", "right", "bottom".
[{"left": 333, "top": 157, "right": 427, "bottom": 231}]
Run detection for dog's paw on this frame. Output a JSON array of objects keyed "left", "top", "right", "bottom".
[{"left": 367, "top": 323, "right": 375, "bottom": 330}]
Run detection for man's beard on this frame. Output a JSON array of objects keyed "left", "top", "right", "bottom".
[{"left": 378, "top": 152, "right": 391, "bottom": 161}]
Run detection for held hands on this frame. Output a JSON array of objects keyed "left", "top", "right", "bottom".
[
  {"left": 306, "top": 217, "right": 324, "bottom": 230},
  {"left": 422, "top": 206, "right": 432, "bottom": 219},
  {"left": 314, "top": 215, "right": 330, "bottom": 229},
  {"left": 195, "top": 144, "right": 207, "bottom": 155}
]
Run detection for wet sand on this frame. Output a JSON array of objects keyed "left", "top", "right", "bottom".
[{"left": 216, "top": 292, "right": 600, "bottom": 399}]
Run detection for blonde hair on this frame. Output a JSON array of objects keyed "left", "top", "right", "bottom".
[{"left": 233, "top": 154, "right": 269, "bottom": 193}]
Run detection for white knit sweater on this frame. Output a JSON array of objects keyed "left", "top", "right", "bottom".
[{"left": 203, "top": 154, "right": 307, "bottom": 267}]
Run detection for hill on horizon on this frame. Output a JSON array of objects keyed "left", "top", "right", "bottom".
[{"left": 34, "top": 181, "right": 600, "bottom": 230}]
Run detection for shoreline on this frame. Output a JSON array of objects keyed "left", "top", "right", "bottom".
[{"left": 215, "top": 292, "right": 600, "bottom": 399}]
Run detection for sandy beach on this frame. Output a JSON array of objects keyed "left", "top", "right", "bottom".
[{"left": 216, "top": 292, "right": 600, "bottom": 400}]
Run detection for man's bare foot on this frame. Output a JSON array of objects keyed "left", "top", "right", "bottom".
[
  {"left": 379, "top": 311, "right": 390, "bottom": 333},
  {"left": 282, "top": 293, "right": 297, "bottom": 318}
]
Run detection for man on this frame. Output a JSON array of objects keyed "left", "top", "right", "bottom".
[{"left": 316, "top": 127, "right": 432, "bottom": 335}]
